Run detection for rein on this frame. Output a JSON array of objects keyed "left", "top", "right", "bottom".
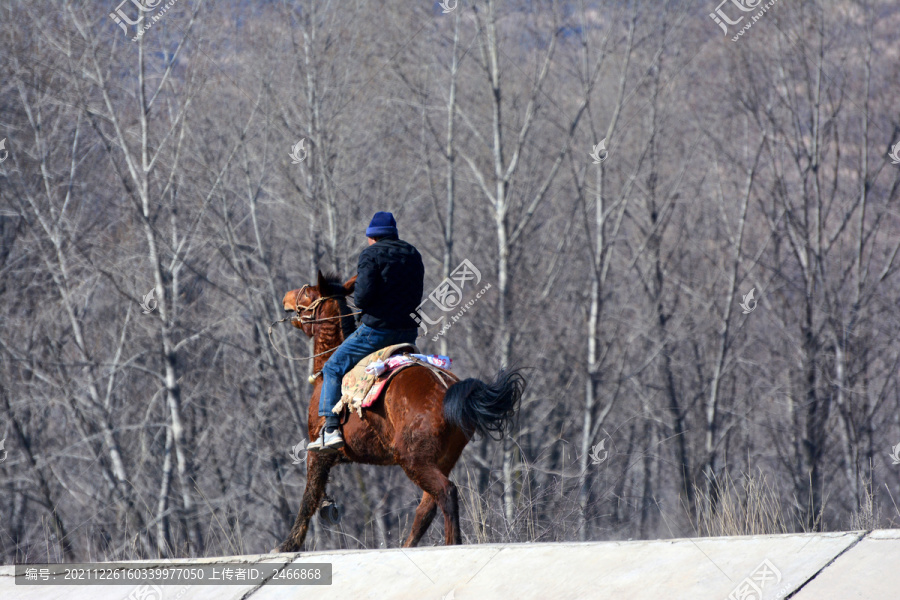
[{"left": 266, "top": 284, "right": 362, "bottom": 363}]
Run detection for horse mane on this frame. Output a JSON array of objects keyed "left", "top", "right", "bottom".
[
  {"left": 317, "top": 271, "right": 356, "bottom": 338},
  {"left": 319, "top": 271, "right": 350, "bottom": 296}
]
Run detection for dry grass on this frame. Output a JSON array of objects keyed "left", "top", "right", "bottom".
[
  {"left": 694, "top": 469, "right": 792, "bottom": 538},
  {"left": 848, "top": 475, "right": 879, "bottom": 531}
]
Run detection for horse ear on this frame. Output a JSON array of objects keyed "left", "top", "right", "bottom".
[
  {"left": 343, "top": 275, "right": 357, "bottom": 294},
  {"left": 316, "top": 269, "right": 326, "bottom": 292}
]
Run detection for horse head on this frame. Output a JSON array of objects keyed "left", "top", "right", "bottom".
[{"left": 283, "top": 270, "right": 357, "bottom": 338}]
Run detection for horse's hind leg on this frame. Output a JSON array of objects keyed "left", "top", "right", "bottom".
[
  {"left": 279, "top": 452, "right": 338, "bottom": 552},
  {"left": 402, "top": 466, "right": 461, "bottom": 545},
  {"left": 443, "top": 479, "right": 462, "bottom": 545},
  {"left": 403, "top": 492, "right": 438, "bottom": 548}
]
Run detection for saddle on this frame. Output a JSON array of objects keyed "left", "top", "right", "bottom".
[{"left": 334, "top": 344, "right": 457, "bottom": 418}]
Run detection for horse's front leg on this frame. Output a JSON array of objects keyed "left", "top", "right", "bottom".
[{"left": 279, "top": 451, "right": 338, "bottom": 552}]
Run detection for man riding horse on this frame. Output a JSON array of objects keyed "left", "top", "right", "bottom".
[
  {"left": 309, "top": 211, "right": 424, "bottom": 452},
  {"left": 278, "top": 214, "right": 523, "bottom": 549}
]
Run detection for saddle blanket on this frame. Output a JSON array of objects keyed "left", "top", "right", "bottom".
[
  {"left": 335, "top": 344, "right": 455, "bottom": 417},
  {"left": 365, "top": 354, "right": 452, "bottom": 376}
]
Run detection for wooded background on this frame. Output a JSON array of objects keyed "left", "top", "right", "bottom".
[{"left": 2, "top": 0, "right": 900, "bottom": 562}]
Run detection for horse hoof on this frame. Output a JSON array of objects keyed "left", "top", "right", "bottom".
[{"left": 319, "top": 497, "right": 343, "bottom": 525}]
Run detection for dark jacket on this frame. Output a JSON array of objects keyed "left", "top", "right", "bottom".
[{"left": 355, "top": 237, "right": 424, "bottom": 331}]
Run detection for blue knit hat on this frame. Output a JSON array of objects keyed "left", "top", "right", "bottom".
[{"left": 366, "top": 211, "right": 398, "bottom": 238}]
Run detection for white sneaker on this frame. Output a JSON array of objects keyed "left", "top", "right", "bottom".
[
  {"left": 321, "top": 428, "right": 345, "bottom": 452},
  {"left": 307, "top": 432, "right": 325, "bottom": 452}
]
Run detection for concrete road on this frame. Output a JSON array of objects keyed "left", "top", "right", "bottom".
[{"left": 2, "top": 530, "right": 896, "bottom": 599}]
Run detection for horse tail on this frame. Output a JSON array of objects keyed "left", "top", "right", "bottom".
[{"left": 442, "top": 368, "right": 526, "bottom": 440}]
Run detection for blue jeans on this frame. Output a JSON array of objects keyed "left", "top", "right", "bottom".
[{"left": 319, "top": 324, "right": 418, "bottom": 417}]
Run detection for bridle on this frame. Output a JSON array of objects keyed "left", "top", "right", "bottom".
[
  {"left": 290, "top": 284, "right": 363, "bottom": 327},
  {"left": 267, "top": 284, "right": 362, "bottom": 362}
]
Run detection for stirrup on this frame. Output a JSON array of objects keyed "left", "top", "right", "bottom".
[
  {"left": 321, "top": 428, "right": 345, "bottom": 452},
  {"left": 307, "top": 432, "right": 325, "bottom": 452}
]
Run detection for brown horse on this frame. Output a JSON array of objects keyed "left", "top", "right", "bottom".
[{"left": 277, "top": 271, "right": 524, "bottom": 551}]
